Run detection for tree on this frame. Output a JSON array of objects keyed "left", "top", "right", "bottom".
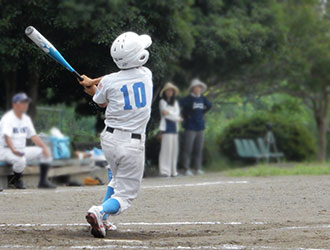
[
  {"left": 0, "top": 0, "right": 195, "bottom": 117},
  {"left": 275, "top": 1, "right": 330, "bottom": 162},
  {"left": 176, "top": 0, "right": 284, "bottom": 87},
  {"left": 209, "top": 1, "right": 330, "bottom": 162}
]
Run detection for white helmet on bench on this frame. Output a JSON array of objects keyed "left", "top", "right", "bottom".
[{"left": 110, "top": 31, "right": 152, "bottom": 69}]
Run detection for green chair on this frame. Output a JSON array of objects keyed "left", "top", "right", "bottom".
[
  {"left": 257, "top": 137, "right": 284, "bottom": 163},
  {"left": 234, "top": 139, "right": 260, "bottom": 162},
  {"left": 234, "top": 139, "right": 248, "bottom": 158},
  {"left": 241, "top": 139, "right": 253, "bottom": 157},
  {"left": 243, "top": 139, "right": 262, "bottom": 162},
  {"left": 247, "top": 139, "right": 263, "bottom": 161}
]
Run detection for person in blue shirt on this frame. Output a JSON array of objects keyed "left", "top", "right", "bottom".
[{"left": 180, "top": 79, "right": 212, "bottom": 175}]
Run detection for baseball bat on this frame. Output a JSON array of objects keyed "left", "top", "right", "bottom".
[{"left": 25, "top": 26, "right": 83, "bottom": 81}]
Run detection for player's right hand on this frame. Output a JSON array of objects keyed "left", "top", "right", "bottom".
[
  {"left": 84, "top": 85, "right": 98, "bottom": 96},
  {"left": 79, "top": 75, "right": 95, "bottom": 87},
  {"left": 13, "top": 150, "right": 24, "bottom": 157}
]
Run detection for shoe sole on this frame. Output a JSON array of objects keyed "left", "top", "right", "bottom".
[{"left": 86, "top": 213, "right": 105, "bottom": 238}]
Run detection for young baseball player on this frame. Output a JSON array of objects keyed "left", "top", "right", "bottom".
[
  {"left": 0, "top": 93, "right": 56, "bottom": 189},
  {"left": 79, "top": 31, "right": 153, "bottom": 238}
]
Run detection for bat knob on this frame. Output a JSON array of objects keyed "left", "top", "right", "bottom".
[{"left": 25, "top": 26, "right": 35, "bottom": 36}]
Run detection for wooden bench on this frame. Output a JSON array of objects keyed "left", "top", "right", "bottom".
[{"left": 0, "top": 159, "right": 94, "bottom": 189}]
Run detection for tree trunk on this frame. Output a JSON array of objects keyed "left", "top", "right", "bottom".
[
  {"left": 27, "top": 71, "right": 40, "bottom": 120},
  {"left": 313, "top": 89, "right": 329, "bottom": 162},
  {"left": 315, "top": 115, "right": 328, "bottom": 162}
]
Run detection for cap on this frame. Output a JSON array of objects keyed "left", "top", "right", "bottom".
[
  {"left": 159, "top": 82, "right": 180, "bottom": 97},
  {"left": 12, "top": 93, "right": 32, "bottom": 103},
  {"left": 189, "top": 78, "right": 207, "bottom": 93}
]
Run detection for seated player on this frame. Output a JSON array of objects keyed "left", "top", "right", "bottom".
[{"left": 0, "top": 93, "right": 56, "bottom": 189}]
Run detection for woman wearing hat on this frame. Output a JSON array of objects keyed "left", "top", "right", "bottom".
[
  {"left": 158, "top": 82, "right": 182, "bottom": 177},
  {"left": 180, "top": 78, "right": 212, "bottom": 175}
]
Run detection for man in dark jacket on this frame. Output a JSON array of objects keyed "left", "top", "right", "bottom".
[{"left": 180, "top": 79, "right": 212, "bottom": 175}]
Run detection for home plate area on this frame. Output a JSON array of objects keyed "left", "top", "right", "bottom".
[{"left": 1, "top": 173, "right": 330, "bottom": 249}]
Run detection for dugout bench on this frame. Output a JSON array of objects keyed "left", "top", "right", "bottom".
[{"left": 0, "top": 159, "right": 93, "bottom": 189}]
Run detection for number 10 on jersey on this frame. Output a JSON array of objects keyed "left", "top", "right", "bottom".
[{"left": 120, "top": 82, "right": 146, "bottom": 110}]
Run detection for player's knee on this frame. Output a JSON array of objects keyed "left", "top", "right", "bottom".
[{"left": 12, "top": 157, "right": 26, "bottom": 173}]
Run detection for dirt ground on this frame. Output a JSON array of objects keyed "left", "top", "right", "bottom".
[{"left": 1, "top": 172, "right": 330, "bottom": 250}]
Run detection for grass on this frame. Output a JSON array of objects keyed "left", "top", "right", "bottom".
[{"left": 223, "top": 162, "right": 330, "bottom": 177}]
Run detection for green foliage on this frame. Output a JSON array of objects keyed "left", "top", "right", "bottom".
[
  {"left": 277, "top": 1, "right": 330, "bottom": 92},
  {"left": 200, "top": 93, "right": 316, "bottom": 169},
  {"left": 180, "top": 0, "right": 284, "bottom": 84},
  {"left": 0, "top": 0, "right": 288, "bottom": 109},
  {"left": 218, "top": 112, "right": 317, "bottom": 162},
  {"left": 34, "top": 105, "right": 97, "bottom": 143},
  {"left": 0, "top": 0, "right": 196, "bottom": 112}
]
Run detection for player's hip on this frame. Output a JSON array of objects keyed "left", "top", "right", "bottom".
[{"left": 100, "top": 126, "right": 145, "bottom": 151}]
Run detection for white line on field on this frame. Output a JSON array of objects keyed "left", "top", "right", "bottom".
[
  {"left": 1, "top": 244, "right": 329, "bottom": 250},
  {"left": 0, "top": 221, "right": 266, "bottom": 228},
  {"left": 0, "top": 181, "right": 249, "bottom": 195},
  {"left": 103, "top": 239, "right": 143, "bottom": 243},
  {"left": 71, "top": 246, "right": 148, "bottom": 250},
  {"left": 0, "top": 223, "right": 88, "bottom": 227},
  {"left": 142, "top": 181, "right": 249, "bottom": 189},
  {"left": 279, "top": 224, "right": 330, "bottom": 230},
  {"left": 119, "top": 221, "right": 265, "bottom": 226}
]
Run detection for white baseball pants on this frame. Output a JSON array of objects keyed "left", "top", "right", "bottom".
[
  {"left": 0, "top": 147, "right": 52, "bottom": 173},
  {"left": 100, "top": 128, "right": 145, "bottom": 215}
]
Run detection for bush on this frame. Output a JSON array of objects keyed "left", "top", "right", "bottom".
[{"left": 218, "top": 113, "right": 317, "bottom": 162}]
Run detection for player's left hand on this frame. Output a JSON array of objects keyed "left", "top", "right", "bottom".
[{"left": 79, "top": 75, "right": 95, "bottom": 87}]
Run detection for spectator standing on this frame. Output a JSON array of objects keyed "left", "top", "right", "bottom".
[
  {"left": 0, "top": 93, "right": 56, "bottom": 189},
  {"left": 180, "top": 79, "right": 212, "bottom": 175},
  {"left": 158, "top": 82, "right": 182, "bottom": 177}
]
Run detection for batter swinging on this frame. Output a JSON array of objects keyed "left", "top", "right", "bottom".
[{"left": 79, "top": 31, "right": 153, "bottom": 238}]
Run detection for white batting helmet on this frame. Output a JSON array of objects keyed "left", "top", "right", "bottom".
[{"left": 110, "top": 31, "right": 152, "bottom": 69}]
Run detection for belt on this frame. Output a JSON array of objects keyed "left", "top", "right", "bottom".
[{"left": 106, "top": 127, "right": 141, "bottom": 140}]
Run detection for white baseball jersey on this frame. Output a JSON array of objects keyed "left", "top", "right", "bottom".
[
  {"left": 93, "top": 66, "right": 153, "bottom": 134},
  {"left": 0, "top": 110, "right": 36, "bottom": 150}
]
